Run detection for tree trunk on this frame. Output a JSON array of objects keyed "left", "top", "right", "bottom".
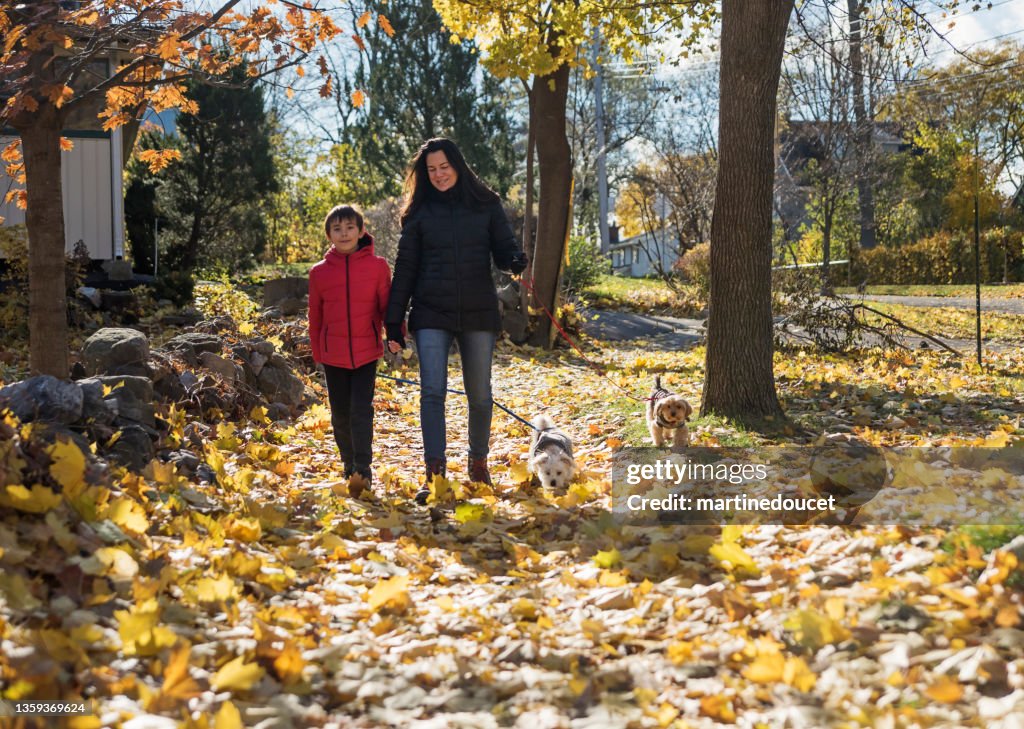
[
  {"left": 821, "top": 203, "right": 833, "bottom": 292},
  {"left": 701, "top": 0, "right": 792, "bottom": 419},
  {"left": 528, "top": 63, "right": 572, "bottom": 348},
  {"left": 520, "top": 83, "right": 536, "bottom": 316},
  {"left": 17, "top": 107, "right": 70, "bottom": 379},
  {"left": 848, "top": 0, "right": 876, "bottom": 250}
]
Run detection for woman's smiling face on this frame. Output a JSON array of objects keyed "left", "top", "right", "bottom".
[{"left": 426, "top": 150, "right": 458, "bottom": 192}]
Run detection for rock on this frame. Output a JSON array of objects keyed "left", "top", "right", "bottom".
[
  {"left": 164, "top": 332, "right": 223, "bottom": 359},
  {"left": 78, "top": 375, "right": 155, "bottom": 429},
  {"left": 82, "top": 328, "right": 150, "bottom": 377},
  {"left": 179, "top": 371, "right": 199, "bottom": 390},
  {"left": 100, "top": 290, "right": 136, "bottom": 312},
  {"left": 77, "top": 286, "right": 102, "bottom": 308},
  {"left": 0, "top": 376, "right": 84, "bottom": 424},
  {"left": 77, "top": 379, "right": 120, "bottom": 425},
  {"left": 862, "top": 601, "right": 931, "bottom": 632},
  {"left": 108, "top": 424, "right": 154, "bottom": 471},
  {"left": 257, "top": 364, "right": 306, "bottom": 409},
  {"left": 163, "top": 450, "right": 201, "bottom": 477},
  {"left": 250, "top": 351, "right": 269, "bottom": 377},
  {"left": 193, "top": 316, "right": 236, "bottom": 334},
  {"left": 263, "top": 277, "right": 308, "bottom": 308},
  {"left": 278, "top": 297, "right": 305, "bottom": 316},
  {"left": 267, "top": 403, "right": 292, "bottom": 422},
  {"left": 503, "top": 309, "right": 530, "bottom": 344},
  {"left": 198, "top": 351, "right": 243, "bottom": 383},
  {"left": 102, "top": 258, "right": 134, "bottom": 282}
]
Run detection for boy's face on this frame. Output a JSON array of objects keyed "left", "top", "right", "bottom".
[{"left": 328, "top": 217, "right": 364, "bottom": 255}]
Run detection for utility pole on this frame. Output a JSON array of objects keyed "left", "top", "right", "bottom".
[
  {"left": 974, "top": 131, "right": 982, "bottom": 367},
  {"left": 592, "top": 28, "right": 610, "bottom": 255}
]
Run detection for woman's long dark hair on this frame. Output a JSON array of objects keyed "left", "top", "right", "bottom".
[{"left": 400, "top": 138, "right": 499, "bottom": 226}]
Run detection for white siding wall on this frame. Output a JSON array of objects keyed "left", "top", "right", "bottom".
[{"left": 0, "top": 135, "right": 113, "bottom": 258}]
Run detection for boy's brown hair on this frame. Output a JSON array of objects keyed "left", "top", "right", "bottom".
[{"left": 323, "top": 204, "right": 365, "bottom": 236}]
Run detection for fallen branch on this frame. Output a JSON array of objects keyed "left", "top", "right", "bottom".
[{"left": 851, "top": 303, "right": 962, "bottom": 357}]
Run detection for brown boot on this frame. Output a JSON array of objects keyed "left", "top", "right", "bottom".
[
  {"left": 468, "top": 456, "right": 492, "bottom": 486},
  {"left": 416, "top": 458, "right": 446, "bottom": 505}
]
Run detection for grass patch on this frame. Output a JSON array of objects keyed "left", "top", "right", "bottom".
[
  {"left": 942, "top": 525, "right": 1024, "bottom": 564},
  {"left": 835, "top": 283, "right": 1024, "bottom": 298},
  {"left": 859, "top": 302, "right": 1024, "bottom": 342},
  {"left": 591, "top": 394, "right": 757, "bottom": 448},
  {"left": 581, "top": 274, "right": 705, "bottom": 317}
]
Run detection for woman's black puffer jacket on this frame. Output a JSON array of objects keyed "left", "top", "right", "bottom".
[{"left": 385, "top": 189, "right": 526, "bottom": 335}]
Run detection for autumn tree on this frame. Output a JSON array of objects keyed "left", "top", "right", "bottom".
[
  {"left": 434, "top": 0, "right": 716, "bottom": 346},
  {"left": 0, "top": 1, "right": 339, "bottom": 378}
]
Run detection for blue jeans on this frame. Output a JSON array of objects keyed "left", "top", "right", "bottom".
[{"left": 414, "top": 329, "right": 496, "bottom": 462}]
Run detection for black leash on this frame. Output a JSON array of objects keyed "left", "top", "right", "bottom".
[{"left": 376, "top": 373, "right": 539, "bottom": 431}]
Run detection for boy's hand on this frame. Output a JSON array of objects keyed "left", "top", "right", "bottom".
[{"left": 387, "top": 341, "right": 403, "bottom": 354}]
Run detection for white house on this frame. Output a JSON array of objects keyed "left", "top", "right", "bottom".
[
  {"left": 0, "top": 129, "right": 125, "bottom": 260},
  {"left": 609, "top": 227, "right": 680, "bottom": 278}
]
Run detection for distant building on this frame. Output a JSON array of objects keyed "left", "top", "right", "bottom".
[
  {"left": 609, "top": 227, "right": 680, "bottom": 278},
  {"left": 1, "top": 51, "right": 139, "bottom": 261}
]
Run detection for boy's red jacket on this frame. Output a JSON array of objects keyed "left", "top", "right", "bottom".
[{"left": 308, "top": 233, "right": 391, "bottom": 369}]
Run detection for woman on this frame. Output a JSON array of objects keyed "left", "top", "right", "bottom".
[{"left": 385, "top": 138, "right": 528, "bottom": 504}]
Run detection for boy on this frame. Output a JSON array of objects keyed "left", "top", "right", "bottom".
[{"left": 308, "top": 205, "right": 392, "bottom": 487}]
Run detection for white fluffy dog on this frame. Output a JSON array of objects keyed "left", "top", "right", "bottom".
[{"left": 528, "top": 414, "right": 577, "bottom": 489}]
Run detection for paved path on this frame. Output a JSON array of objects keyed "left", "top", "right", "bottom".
[
  {"left": 581, "top": 303, "right": 1020, "bottom": 354},
  {"left": 844, "top": 294, "right": 1024, "bottom": 315}
]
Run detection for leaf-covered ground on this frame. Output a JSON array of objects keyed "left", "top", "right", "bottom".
[{"left": 2, "top": 309, "right": 1024, "bottom": 728}]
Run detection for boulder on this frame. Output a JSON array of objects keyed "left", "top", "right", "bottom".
[
  {"left": 164, "top": 332, "right": 223, "bottom": 359},
  {"left": 278, "top": 297, "right": 305, "bottom": 316},
  {"left": 77, "top": 379, "right": 120, "bottom": 425},
  {"left": 263, "top": 277, "right": 308, "bottom": 308},
  {"left": 108, "top": 424, "right": 154, "bottom": 471},
  {"left": 78, "top": 375, "right": 156, "bottom": 430},
  {"left": 0, "top": 376, "right": 84, "bottom": 424},
  {"left": 502, "top": 309, "right": 530, "bottom": 344},
  {"left": 198, "top": 351, "right": 244, "bottom": 383},
  {"left": 257, "top": 364, "right": 306, "bottom": 409},
  {"left": 82, "top": 328, "right": 150, "bottom": 377}
]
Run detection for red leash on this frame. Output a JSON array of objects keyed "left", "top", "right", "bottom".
[{"left": 518, "top": 275, "right": 647, "bottom": 403}]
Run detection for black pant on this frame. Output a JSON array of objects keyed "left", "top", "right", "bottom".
[{"left": 322, "top": 360, "right": 377, "bottom": 475}]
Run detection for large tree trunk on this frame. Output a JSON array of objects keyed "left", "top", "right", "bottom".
[
  {"left": 17, "top": 107, "right": 70, "bottom": 379},
  {"left": 848, "top": 0, "right": 876, "bottom": 250},
  {"left": 528, "top": 62, "right": 572, "bottom": 348},
  {"left": 701, "top": 0, "right": 792, "bottom": 419}
]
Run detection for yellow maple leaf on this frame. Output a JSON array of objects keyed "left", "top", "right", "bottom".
[
  {"left": 367, "top": 574, "right": 411, "bottom": 613},
  {"left": 106, "top": 497, "right": 149, "bottom": 535},
  {"left": 225, "top": 516, "right": 262, "bottom": 542},
  {"left": 214, "top": 701, "right": 243, "bottom": 729},
  {"left": 783, "top": 609, "right": 850, "bottom": 650},
  {"left": 161, "top": 643, "right": 200, "bottom": 699},
  {"left": 783, "top": 656, "right": 817, "bottom": 692},
  {"left": 925, "top": 675, "right": 964, "bottom": 703},
  {"left": 48, "top": 438, "right": 86, "bottom": 489},
  {"left": 3, "top": 483, "right": 62, "bottom": 513},
  {"left": 116, "top": 600, "right": 177, "bottom": 656},
  {"left": 592, "top": 548, "right": 622, "bottom": 569},
  {"left": 709, "top": 541, "right": 761, "bottom": 578},
  {"left": 508, "top": 461, "right": 531, "bottom": 483},
  {"left": 599, "top": 570, "right": 628, "bottom": 587},
  {"left": 273, "top": 642, "right": 306, "bottom": 685},
  {"left": 212, "top": 654, "right": 265, "bottom": 692},
  {"left": 743, "top": 650, "right": 785, "bottom": 683},
  {"left": 192, "top": 574, "right": 239, "bottom": 604}
]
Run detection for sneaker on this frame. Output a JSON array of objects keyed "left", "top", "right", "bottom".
[
  {"left": 417, "top": 458, "right": 446, "bottom": 505},
  {"left": 468, "top": 456, "right": 491, "bottom": 486}
]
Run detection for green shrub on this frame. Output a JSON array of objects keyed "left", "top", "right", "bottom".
[
  {"left": 154, "top": 269, "right": 195, "bottom": 308},
  {"left": 563, "top": 235, "right": 607, "bottom": 293},
  {"left": 858, "top": 228, "right": 1023, "bottom": 285}
]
